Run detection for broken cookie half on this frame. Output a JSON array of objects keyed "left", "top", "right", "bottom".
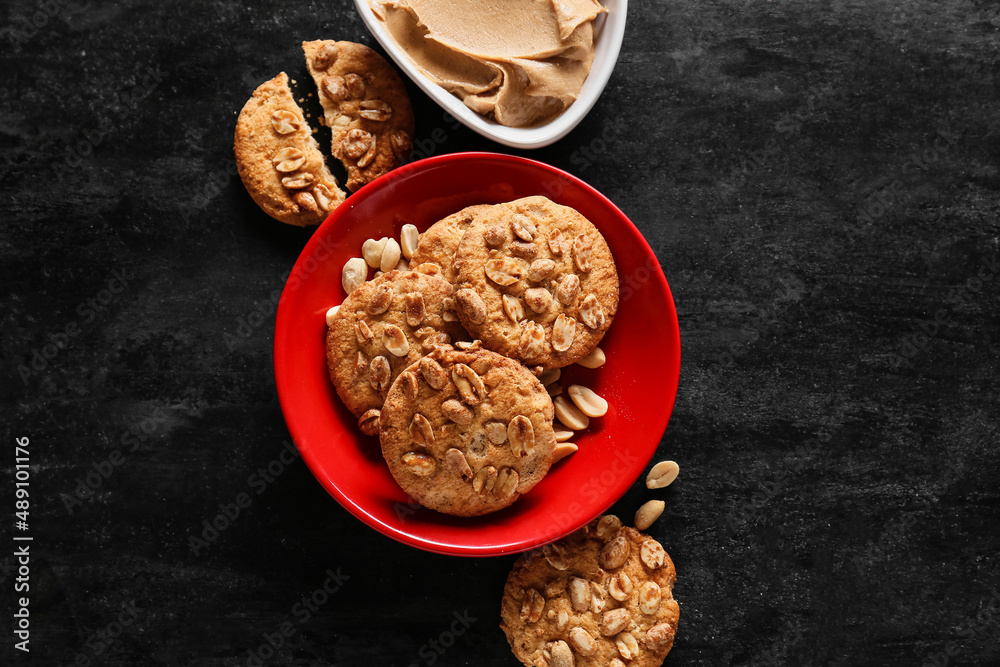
[
  {"left": 303, "top": 40, "right": 415, "bottom": 193},
  {"left": 234, "top": 72, "right": 346, "bottom": 227}
]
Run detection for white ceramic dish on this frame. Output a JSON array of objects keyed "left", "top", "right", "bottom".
[{"left": 354, "top": 0, "right": 627, "bottom": 149}]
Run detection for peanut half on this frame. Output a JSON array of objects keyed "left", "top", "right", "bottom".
[
  {"left": 553, "top": 395, "right": 589, "bottom": 431},
  {"left": 576, "top": 346, "right": 606, "bottom": 369},
  {"left": 380, "top": 238, "right": 401, "bottom": 272},
  {"left": 400, "top": 224, "right": 420, "bottom": 260},
  {"left": 646, "top": 460, "right": 680, "bottom": 489},
  {"left": 634, "top": 500, "right": 665, "bottom": 531},
  {"left": 551, "top": 442, "right": 578, "bottom": 464},
  {"left": 342, "top": 257, "right": 367, "bottom": 294},
  {"left": 538, "top": 367, "right": 561, "bottom": 387},
  {"left": 567, "top": 385, "right": 608, "bottom": 418}
]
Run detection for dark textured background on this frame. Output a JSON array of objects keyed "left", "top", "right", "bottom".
[{"left": 2, "top": 0, "right": 999, "bottom": 665}]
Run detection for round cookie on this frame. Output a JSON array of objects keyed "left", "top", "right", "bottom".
[
  {"left": 500, "top": 516, "right": 680, "bottom": 667},
  {"left": 303, "top": 40, "right": 415, "bottom": 192},
  {"left": 326, "top": 271, "right": 466, "bottom": 431},
  {"left": 409, "top": 204, "right": 495, "bottom": 283},
  {"left": 379, "top": 345, "right": 556, "bottom": 517},
  {"left": 234, "top": 72, "right": 346, "bottom": 226},
  {"left": 452, "top": 196, "right": 619, "bottom": 369}
]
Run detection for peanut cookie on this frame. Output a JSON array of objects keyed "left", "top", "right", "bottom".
[
  {"left": 303, "top": 40, "right": 415, "bottom": 192},
  {"left": 501, "top": 516, "right": 680, "bottom": 667},
  {"left": 380, "top": 346, "right": 556, "bottom": 517},
  {"left": 409, "top": 204, "right": 495, "bottom": 283},
  {"left": 326, "top": 271, "right": 467, "bottom": 432},
  {"left": 234, "top": 72, "right": 346, "bottom": 226},
  {"left": 453, "top": 196, "right": 619, "bottom": 369}
]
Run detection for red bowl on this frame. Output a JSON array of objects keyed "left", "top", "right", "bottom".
[{"left": 274, "top": 152, "right": 680, "bottom": 556}]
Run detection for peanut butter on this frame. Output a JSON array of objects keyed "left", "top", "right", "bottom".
[{"left": 370, "top": 0, "right": 606, "bottom": 127}]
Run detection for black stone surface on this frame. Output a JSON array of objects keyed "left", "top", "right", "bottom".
[{"left": 2, "top": 1, "right": 999, "bottom": 665}]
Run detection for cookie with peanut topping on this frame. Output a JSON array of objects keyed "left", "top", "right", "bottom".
[
  {"left": 409, "top": 204, "right": 495, "bottom": 283},
  {"left": 452, "top": 196, "right": 619, "bottom": 369},
  {"left": 379, "top": 345, "right": 556, "bottom": 517},
  {"left": 303, "top": 40, "right": 415, "bottom": 192},
  {"left": 501, "top": 516, "right": 680, "bottom": 667},
  {"left": 326, "top": 271, "right": 467, "bottom": 431},
  {"left": 234, "top": 72, "right": 347, "bottom": 226}
]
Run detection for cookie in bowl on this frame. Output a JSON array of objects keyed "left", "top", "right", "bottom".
[
  {"left": 325, "top": 270, "right": 467, "bottom": 434},
  {"left": 379, "top": 345, "right": 556, "bottom": 517},
  {"left": 408, "top": 203, "right": 494, "bottom": 283},
  {"left": 452, "top": 196, "right": 618, "bottom": 369}
]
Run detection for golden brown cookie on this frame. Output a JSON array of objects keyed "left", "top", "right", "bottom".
[
  {"left": 501, "top": 516, "right": 680, "bottom": 667},
  {"left": 326, "top": 271, "right": 467, "bottom": 431},
  {"left": 453, "top": 196, "right": 619, "bottom": 369},
  {"left": 409, "top": 204, "right": 495, "bottom": 283},
  {"left": 379, "top": 345, "right": 556, "bottom": 516},
  {"left": 234, "top": 72, "right": 346, "bottom": 226},
  {"left": 303, "top": 40, "right": 415, "bottom": 192}
]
